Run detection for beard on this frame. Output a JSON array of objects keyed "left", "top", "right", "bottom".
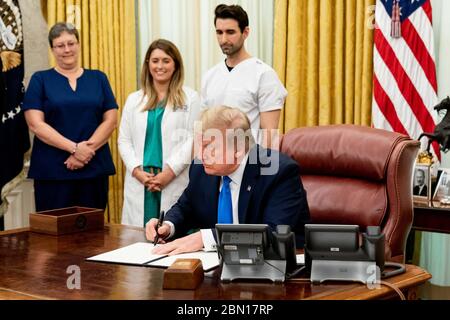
[{"left": 220, "top": 42, "right": 243, "bottom": 56}]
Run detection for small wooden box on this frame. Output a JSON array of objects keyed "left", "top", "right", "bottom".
[
  {"left": 163, "top": 258, "right": 204, "bottom": 290},
  {"left": 29, "top": 206, "right": 104, "bottom": 235}
]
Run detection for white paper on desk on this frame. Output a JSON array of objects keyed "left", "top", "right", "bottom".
[
  {"left": 87, "top": 242, "right": 220, "bottom": 271},
  {"left": 296, "top": 254, "right": 305, "bottom": 265},
  {"left": 148, "top": 251, "right": 220, "bottom": 271},
  {"left": 86, "top": 242, "right": 163, "bottom": 265}
]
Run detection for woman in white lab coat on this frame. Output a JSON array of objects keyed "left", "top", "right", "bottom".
[{"left": 118, "top": 39, "right": 200, "bottom": 227}]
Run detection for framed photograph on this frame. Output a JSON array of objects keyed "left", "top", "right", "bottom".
[
  {"left": 413, "top": 164, "right": 431, "bottom": 200},
  {"left": 433, "top": 168, "right": 450, "bottom": 202}
]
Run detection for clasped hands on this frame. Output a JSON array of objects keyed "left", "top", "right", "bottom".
[
  {"left": 132, "top": 167, "right": 172, "bottom": 192},
  {"left": 65, "top": 140, "right": 96, "bottom": 170}
]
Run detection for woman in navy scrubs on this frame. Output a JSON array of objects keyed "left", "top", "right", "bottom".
[{"left": 23, "top": 22, "right": 118, "bottom": 211}]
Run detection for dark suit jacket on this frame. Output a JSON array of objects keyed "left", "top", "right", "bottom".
[
  {"left": 165, "top": 145, "right": 310, "bottom": 248},
  {"left": 413, "top": 184, "right": 428, "bottom": 197}
]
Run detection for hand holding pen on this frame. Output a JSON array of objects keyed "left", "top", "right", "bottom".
[
  {"left": 153, "top": 210, "right": 165, "bottom": 245},
  {"left": 145, "top": 211, "right": 170, "bottom": 244},
  {"left": 145, "top": 211, "right": 164, "bottom": 244}
]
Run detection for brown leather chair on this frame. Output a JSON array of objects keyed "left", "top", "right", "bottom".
[{"left": 280, "top": 125, "right": 420, "bottom": 262}]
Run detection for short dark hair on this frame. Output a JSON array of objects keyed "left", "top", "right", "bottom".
[
  {"left": 214, "top": 4, "right": 249, "bottom": 33},
  {"left": 48, "top": 22, "right": 79, "bottom": 47}
]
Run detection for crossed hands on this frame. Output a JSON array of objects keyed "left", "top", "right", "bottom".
[
  {"left": 132, "top": 167, "right": 173, "bottom": 192},
  {"left": 64, "top": 140, "right": 96, "bottom": 170}
]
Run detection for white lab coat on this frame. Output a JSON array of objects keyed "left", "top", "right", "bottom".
[{"left": 118, "top": 87, "right": 201, "bottom": 227}]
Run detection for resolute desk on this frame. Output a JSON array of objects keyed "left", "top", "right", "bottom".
[{"left": 0, "top": 225, "right": 431, "bottom": 300}]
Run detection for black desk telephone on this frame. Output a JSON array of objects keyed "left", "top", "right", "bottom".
[
  {"left": 304, "top": 224, "right": 405, "bottom": 283},
  {"left": 215, "top": 224, "right": 297, "bottom": 282}
]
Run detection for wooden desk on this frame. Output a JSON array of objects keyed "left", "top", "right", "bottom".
[
  {"left": 0, "top": 225, "right": 431, "bottom": 300},
  {"left": 413, "top": 200, "right": 450, "bottom": 234}
]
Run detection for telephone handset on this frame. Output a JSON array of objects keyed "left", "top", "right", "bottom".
[{"left": 266, "top": 225, "right": 297, "bottom": 274}]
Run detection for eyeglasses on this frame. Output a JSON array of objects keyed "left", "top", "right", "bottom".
[{"left": 53, "top": 41, "right": 78, "bottom": 50}]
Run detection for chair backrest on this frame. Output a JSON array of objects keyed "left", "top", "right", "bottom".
[{"left": 280, "top": 125, "right": 420, "bottom": 262}]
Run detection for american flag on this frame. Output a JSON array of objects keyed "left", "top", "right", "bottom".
[{"left": 372, "top": 0, "right": 440, "bottom": 159}]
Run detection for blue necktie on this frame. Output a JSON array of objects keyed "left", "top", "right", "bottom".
[{"left": 218, "top": 176, "right": 233, "bottom": 224}]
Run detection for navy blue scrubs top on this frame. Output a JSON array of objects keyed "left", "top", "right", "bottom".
[{"left": 23, "top": 68, "right": 117, "bottom": 180}]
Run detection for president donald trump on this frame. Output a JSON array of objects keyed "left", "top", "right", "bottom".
[{"left": 146, "top": 106, "right": 310, "bottom": 254}]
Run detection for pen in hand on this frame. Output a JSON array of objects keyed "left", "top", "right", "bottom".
[{"left": 153, "top": 210, "right": 165, "bottom": 245}]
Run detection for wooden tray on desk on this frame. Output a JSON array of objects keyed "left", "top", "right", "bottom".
[{"left": 29, "top": 206, "right": 104, "bottom": 235}]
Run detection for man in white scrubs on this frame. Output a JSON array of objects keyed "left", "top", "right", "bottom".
[{"left": 201, "top": 4, "right": 287, "bottom": 148}]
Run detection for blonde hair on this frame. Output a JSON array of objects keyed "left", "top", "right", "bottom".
[
  {"left": 141, "top": 39, "right": 185, "bottom": 111},
  {"left": 199, "top": 106, "right": 255, "bottom": 151}
]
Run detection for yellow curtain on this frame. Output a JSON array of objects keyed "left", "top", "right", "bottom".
[
  {"left": 274, "top": 0, "right": 375, "bottom": 132},
  {"left": 45, "top": 0, "right": 137, "bottom": 224}
]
